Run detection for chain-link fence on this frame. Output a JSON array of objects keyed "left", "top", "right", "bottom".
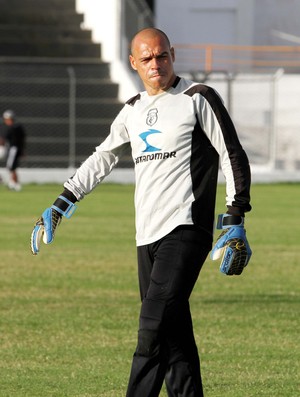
[
  {"left": 1, "top": 61, "right": 299, "bottom": 172},
  {"left": 0, "top": 60, "right": 132, "bottom": 169},
  {"left": 194, "top": 71, "right": 277, "bottom": 167},
  {"left": 180, "top": 69, "right": 300, "bottom": 171}
]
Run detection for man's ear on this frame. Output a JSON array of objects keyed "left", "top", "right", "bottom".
[
  {"left": 129, "top": 55, "right": 137, "bottom": 71},
  {"left": 170, "top": 47, "right": 175, "bottom": 62}
]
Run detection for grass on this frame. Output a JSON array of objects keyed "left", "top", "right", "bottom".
[{"left": 0, "top": 182, "right": 299, "bottom": 396}]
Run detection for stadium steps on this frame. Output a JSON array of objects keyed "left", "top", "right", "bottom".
[
  {"left": 0, "top": 98, "right": 123, "bottom": 119},
  {"left": 0, "top": 62, "right": 111, "bottom": 79},
  {"left": 0, "top": 25, "right": 93, "bottom": 41},
  {"left": 0, "top": 0, "right": 99, "bottom": 58},
  {"left": 0, "top": 80, "right": 120, "bottom": 99},
  {"left": 0, "top": 42, "right": 101, "bottom": 58},
  {"left": 0, "top": 11, "right": 84, "bottom": 26},
  {"left": 0, "top": 62, "right": 129, "bottom": 168},
  {"left": 0, "top": 0, "right": 132, "bottom": 168},
  {"left": 0, "top": 0, "right": 77, "bottom": 9}
]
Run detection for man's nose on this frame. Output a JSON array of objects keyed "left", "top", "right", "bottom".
[{"left": 150, "top": 57, "right": 160, "bottom": 68}]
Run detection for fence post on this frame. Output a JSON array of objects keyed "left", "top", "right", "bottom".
[
  {"left": 67, "top": 66, "right": 76, "bottom": 169},
  {"left": 227, "top": 72, "right": 235, "bottom": 115},
  {"left": 269, "top": 68, "right": 284, "bottom": 169},
  {"left": 205, "top": 45, "right": 213, "bottom": 73}
]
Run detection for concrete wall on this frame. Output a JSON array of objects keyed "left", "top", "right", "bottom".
[
  {"left": 76, "top": 0, "right": 138, "bottom": 101},
  {"left": 253, "top": 0, "right": 300, "bottom": 45},
  {"left": 155, "top": 0, "right": 255, "bottom": 46},
  {"left": 155, "top": 0, "right": 300, "bottom": 46}
]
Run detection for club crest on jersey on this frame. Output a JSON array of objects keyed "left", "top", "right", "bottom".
[
  {"left": 146, "top": 108, "right": 158, "bottom": 126},
  {"left": 139, "top": 129, "right": 161, "bottom": 152}
]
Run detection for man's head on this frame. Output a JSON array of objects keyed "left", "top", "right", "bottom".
[
  {"left": 129, "top": 28, "right": 176, "bottom": 95},
  {"left": 3, "top": 110, "right": 15, "bottom": 126}
]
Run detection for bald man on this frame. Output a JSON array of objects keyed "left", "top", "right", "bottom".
[{"left": 31, "top": 28, "right": 251, "bottom": 396}]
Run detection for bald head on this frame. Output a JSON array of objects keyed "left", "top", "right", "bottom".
[{"left": 130, "top": 28, "right": 171, "bottom": 56}]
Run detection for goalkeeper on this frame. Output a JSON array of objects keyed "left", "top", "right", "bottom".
[{"left": 31, "top": 28, "right": 252, "bottom": 397}]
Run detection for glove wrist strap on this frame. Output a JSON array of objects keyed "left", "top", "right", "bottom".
[
  {"left": 51, "top": 195, "right": 77, "bottom": 219},
  {"left": 217, "top": 214, "right": 244, "bottom": 229}
]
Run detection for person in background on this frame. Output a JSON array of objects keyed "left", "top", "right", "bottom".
[
  {"left": 0, "top": 133, "right": 6, "bottom": 183},
  {"left": 31, "top": 28, "right": 252, "bottom": 396},
  {"left": 2, "top": 110, "right": 26, "bottom": 191}
]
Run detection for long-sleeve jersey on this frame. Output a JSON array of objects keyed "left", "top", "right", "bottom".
[{"left": 65, "top": 76, "right": 251, "bottom": 246}]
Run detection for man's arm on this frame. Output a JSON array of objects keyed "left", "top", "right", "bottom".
[
  {"left": 196, "top": 84, "right": 251, "bottom": 216},
  {"left": 195, "top": 85, "right": 252, "bottom": 274},
  {"left": 30, "top": 110, "right": 131, "bottom": 254}
]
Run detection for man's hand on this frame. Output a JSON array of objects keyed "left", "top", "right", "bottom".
[
  {"left": 31, "top": 208, "right": 62, "bottom": 255},
  {"left": 211, "top": 214, "right": 252, "bottom": 275},
  {"left": 30, "top": 195, "right": 77, "bottom": 255}
]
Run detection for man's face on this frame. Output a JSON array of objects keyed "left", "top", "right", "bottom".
[
  {"left": 129, "top": 33, "right": 176, "bottom": 96},
  {"left": 3, "top": 118, "right": 13, "bottom": 126}
]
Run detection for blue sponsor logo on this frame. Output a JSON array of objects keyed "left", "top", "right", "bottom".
[{"left": 139, "top": 129, "right": 161, "bottom": 152}]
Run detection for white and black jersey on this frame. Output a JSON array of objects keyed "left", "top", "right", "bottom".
[{"left": 65, "top": 76, "right": 251, "bottom": 246}]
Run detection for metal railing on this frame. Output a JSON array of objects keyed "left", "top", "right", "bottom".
[
  {"left": 179, "top": 69, "right": 300, "bottom": 170},
  {"left": 174, "top": 43, "right": 300, "bottom": 74}
]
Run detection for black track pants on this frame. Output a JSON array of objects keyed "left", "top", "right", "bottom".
[{"left": 126, "top": 226, "right": 212, "bottom": 397}]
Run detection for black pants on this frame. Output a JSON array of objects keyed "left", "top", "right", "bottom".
[{"left": 126, "top": 226, "right": 212, "bottom": 397}]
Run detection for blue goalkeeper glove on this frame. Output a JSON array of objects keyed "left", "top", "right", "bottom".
[
  {"left": 211, "top": 214, "right": 252, "bottom": 275},
  {"left": 31, "top": 195, "right": 77, "bottom": 255}
]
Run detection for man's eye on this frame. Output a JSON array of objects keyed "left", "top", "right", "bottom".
[{"left": 140, "top": 54, "right": 168, "bottom": 64}]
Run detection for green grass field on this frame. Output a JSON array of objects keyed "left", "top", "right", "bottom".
[{"left": 0, "top": 182, "right": 299, "bottom": 397}]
